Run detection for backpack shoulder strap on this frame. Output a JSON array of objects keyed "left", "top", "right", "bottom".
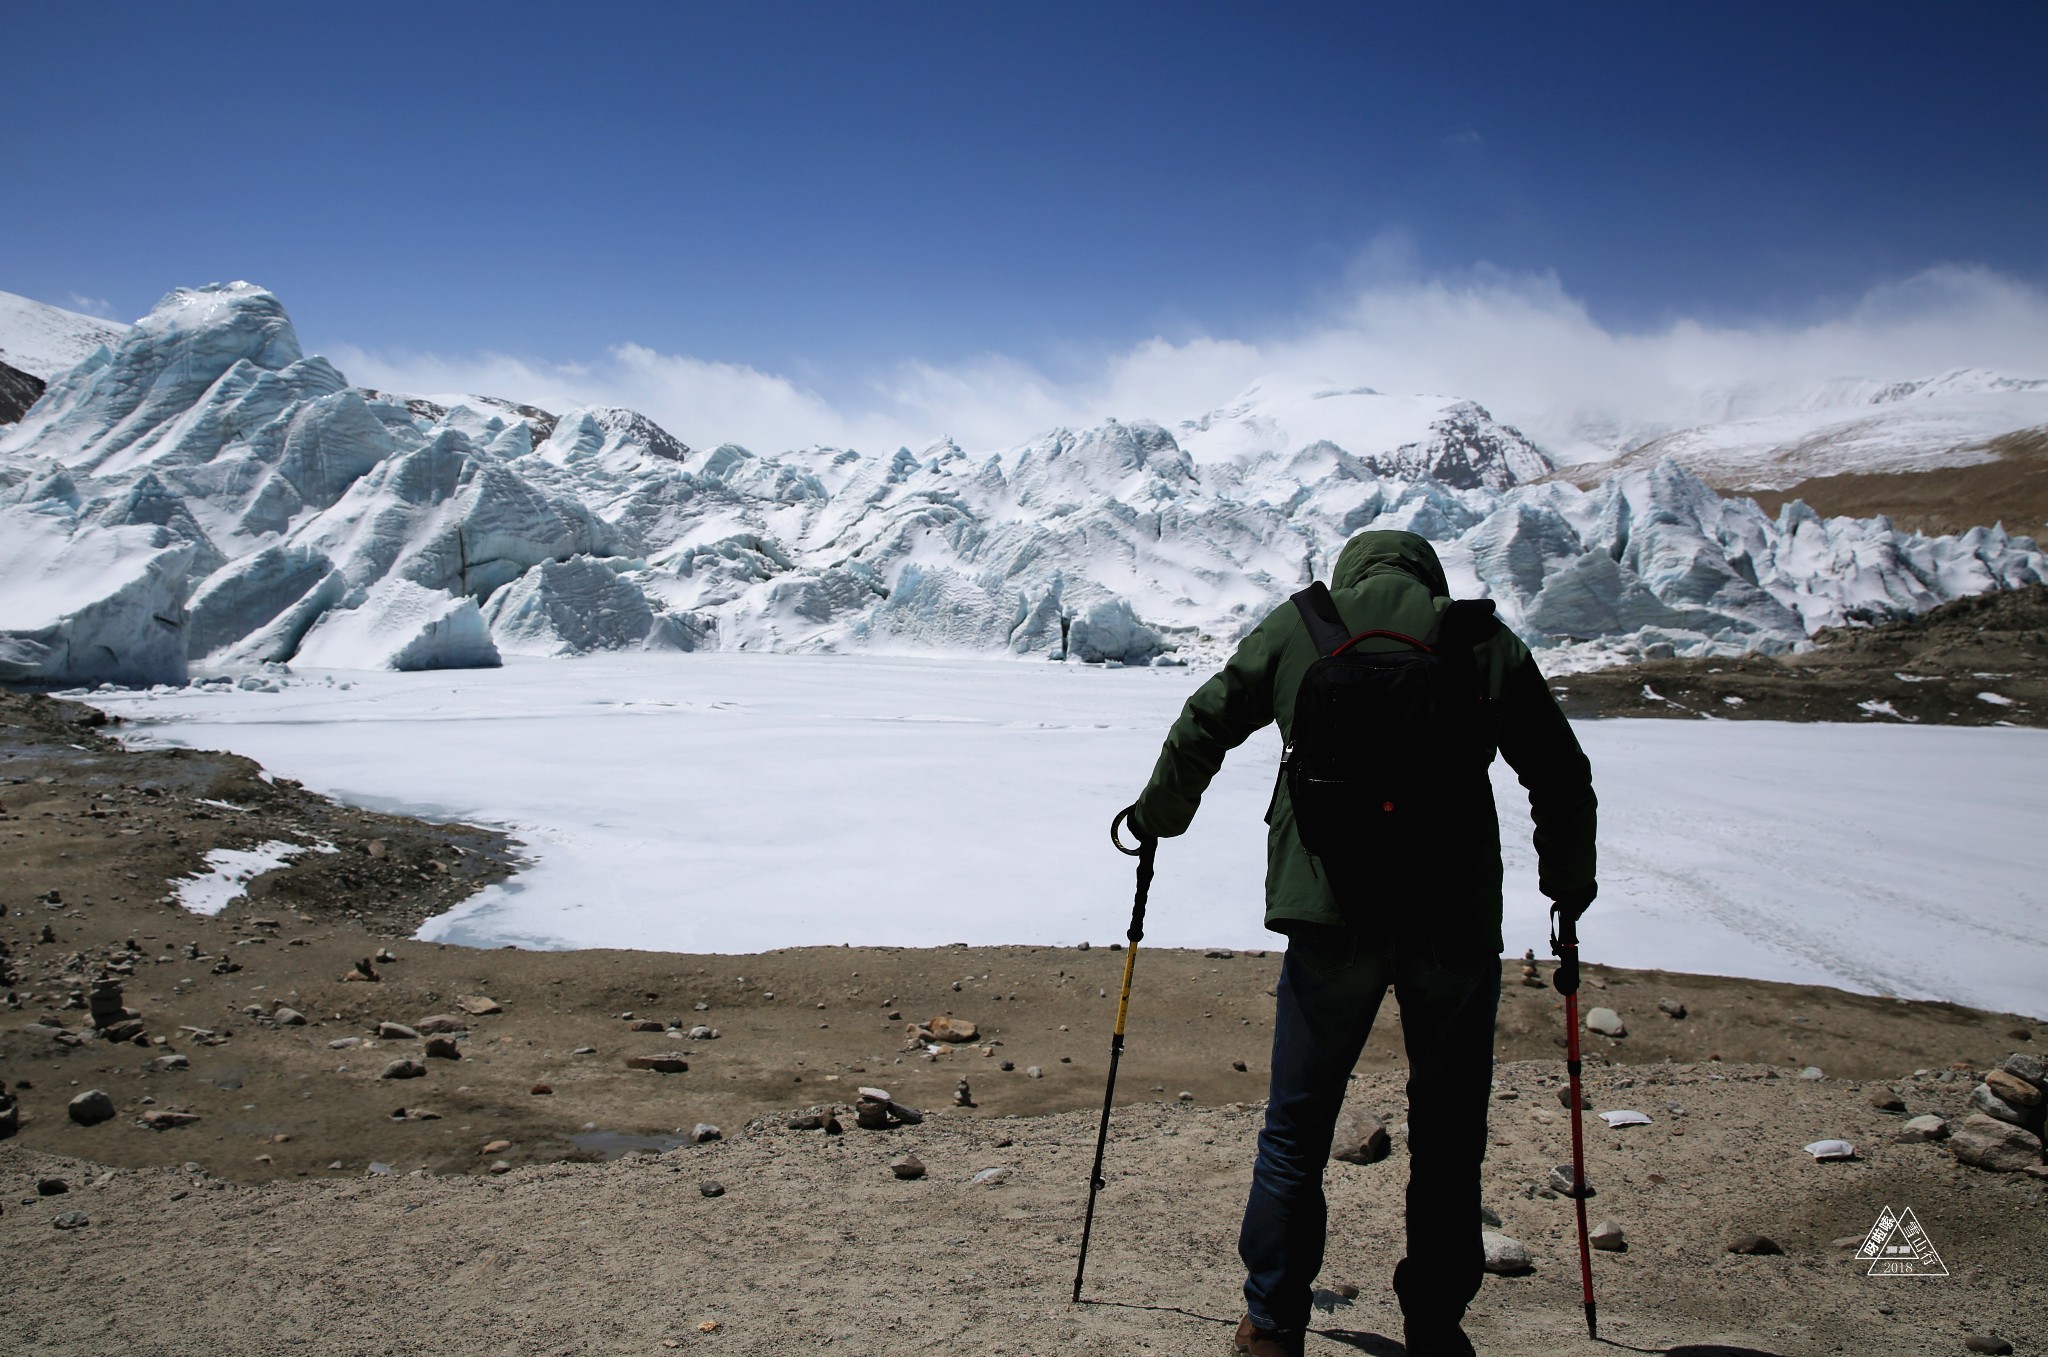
[{"left": 1289, "top": 582, "right": 1353, "bottom": 659}]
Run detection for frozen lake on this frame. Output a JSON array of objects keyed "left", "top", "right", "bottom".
[{"left": 93, "top": 653, "right": 2048, "bottom": 1019}]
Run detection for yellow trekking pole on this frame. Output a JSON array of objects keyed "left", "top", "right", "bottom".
[{"left": 1072, "top": 806, "right": 1155, "bottom": 1303}]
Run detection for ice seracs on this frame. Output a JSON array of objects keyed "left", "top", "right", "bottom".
[{"left": 1, "top": 282, "right": 2043, "bottom": 684}]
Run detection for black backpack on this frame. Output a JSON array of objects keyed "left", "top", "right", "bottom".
[{"left": 1282, "top": 581, "right": 1500, "bottom": 877}]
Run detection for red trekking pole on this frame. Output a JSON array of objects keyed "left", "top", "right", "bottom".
[{"left": 1550, "top": 902, "right": 1597, "bottom": 1339}]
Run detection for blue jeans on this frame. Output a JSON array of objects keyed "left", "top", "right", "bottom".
[{"left": 1239, "top": 924, "right": 1502, "bottom": 1331}]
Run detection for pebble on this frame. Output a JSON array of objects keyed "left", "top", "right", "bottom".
[
  {"left": 1803, "top": 1139, "right": 1857, "bottom": 1160},
  {"left": 530, "top": 1083, "right": 553, "bottom": 1096},
  {"left": 687, "top": 1026, "right": 718, "bottom": 1040},
  {"left": 1480, "top": 1231, "right": 1532, "bottom": 1274},
  {"left": 971, "top": 1166, "right": 1011, "bottom": 1185},
  {"left": 1726, "top": 1234, "right": 1783, "bottom": 1255},
  {"left": 273, "top": 1007, "right": 307, "bottom": 1026},
  {"left": 67, "top": 1089, "right": 116, "bottom": 1126},
  {"left": 1656, "top": 998, "right": 1687, "bottom": 1018},
  {"left": 1799, "top": 1066, "right": 1825, "bottom": 1081},
  {"left": 141, "top": 1110, "right": 200, "bottom": 1130},
  {"left": 52, "top": 1210, "right": 89, "bottom": 1230},
  {"left": 488, "top": 1160, "right": 512, "bottom": 1175},
  {"left": 1547, "top": 1164, "right": 1593, "bottom": 1197},
  {"left": 1868, "top": 1091, "right": 1906, "bottom": 1112},
  {"left": 1231, "top": 1059, "right": 1248, "bottom": 1072},
  {"left": 572, "top": 1046, "right": 597, "bottom": 1055},
  {"left": 481, "top": 1140, "right": 512, "bottom": 1155},
  {"left": 688, "top": 1123, "right": 721, "bottom": 1144},
  {"left": 1589, "top": 1220, "right": 1626, "bottom": 1252},
  {"left": 1584, "top": 1007, "right": 1626, "bottom": 1038},
  {"left": 147, "top": 1054, "right": 190, "bottom": 1072},
  {"left": 890, "top": 1154, "right": 926, "bottom": 1180},
  {"left": 1556, "top": 1085, "right": 1591, "bottom": 1110},
  {"left": 699, "top": 1181, "right": 725, "bottom": 1198},
  {"left": 456, "top": 995, "right": 502, "bottom": 1016},
  {"left": 1177, "top": 1090, "right": 1194, "bottom": 1103},
  {"left": 380, "top": 1059, "right": 426, "bottom": 1080},
  {"left": 423, "top": 1036, "right": 461, "bottom": 1060},
  {"left": 628, "top": 1019, "right": 666, "bottom": 1032},
  {"left": 327, "top": 1037, "right": 361, "bottom": 1049},
  {"left": 377, "top": 1022, "right": 420, "bottom": 1040},
  {"left": 1025, "top": 1066, "right": 1044, "bottom": 1079}
]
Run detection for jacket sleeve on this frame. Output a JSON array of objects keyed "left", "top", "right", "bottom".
[
  {"left": 1130, "top": 618, "right": 1284, "bottom": 838},
  {"left": 1494, "top": 652, "right": 1598, "bottom": 904}
]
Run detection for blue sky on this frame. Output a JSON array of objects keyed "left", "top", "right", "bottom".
[{"left": 6, "top": 3, "right": 2047, "bottom": 451}]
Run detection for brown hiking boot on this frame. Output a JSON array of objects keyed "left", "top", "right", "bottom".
[
  {"left": 1402, "top": 1315, "right": 1476, "bottom": 1357},
  {"left": 1232, "top": 1315, "right": 1305, "bottom": 1357}
]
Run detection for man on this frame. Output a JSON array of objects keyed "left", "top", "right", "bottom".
[{"left": 1123, "top": 529, "right": 1596, "bottom": 1357}]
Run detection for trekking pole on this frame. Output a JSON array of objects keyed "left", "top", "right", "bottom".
[
  {"left": 1550, "top": 902, "right": 1598, "bottom": 1340},
  {"left": 1072, "top": 806, "right": 1155, "bottom": 1304}
]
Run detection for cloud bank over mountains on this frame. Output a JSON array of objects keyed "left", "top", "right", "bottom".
[{"left": 330, "top": 262, "right": 2048, "bottom": 463}]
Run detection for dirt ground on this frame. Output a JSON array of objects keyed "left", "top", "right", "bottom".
[
  {"left": 1548, "top": 584, "right": 2047, "bottom": 727},
  {"left": 4, "top": 688, "right": 2046, "bottom": 1354}
]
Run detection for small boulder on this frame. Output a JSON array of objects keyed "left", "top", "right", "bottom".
[
  {"left": 37, "top": 1177, "right": 69, "bottom": 1196},
  {"left": 272, "top": 1007, "right": 307, "bottom": 1027},
  {"left": 1556, "top": 1085, "right": 1591, "bottom": 1110},
  {"left": 148, "top": 1054, "right": 190, "bottom": 1072},
  {"left": 927, "top": 1016, "right": 979, "bottom": 1043},
  {"left": 480, "top": 1140, "right": 512, "bottom": 1155},
  {"left": 699, "top": 1181, "right": 725, "bottom": 1198},
  {"left": 1584, "top": 1008, "right": 1626, "bottom": 1038},
  {"left": 415, "top": 1015, "right": 468, "bottom": 1035},
  {"left": 140, "top": 1110, "right": 201, "bottom": 1130},
  {"left": 52, "top": 1210, "right": 89, "bottom": 1230},
  {"left": 627, "top": 1019, "right": 666, "bottom": 1032},
  {"left": 68, "top": 1089, "right": 116, "bottom": 1126},
  {"left": 377, "top": 1022, "right": 419, "bottom": 1040},
  {"left": 1895, "top": 1114, "right": 1949, "bottom": 1143},
  {"left": 889, "top": 1154, "right": 926, "bottom": 1180},
  {"left": 1480, "top": 1231, "right": 1532, "bottom": 1274},
  {"left": 1330, "top": 1104, "right": 1391, "bottom": 1165},
  {"left": 1656, "top": 998, "right": 1687, "bottom": 1019},
  {"left": 1798, "top": 1066, "right": 1825, "bottom": 1081},
  {"left": 1968, "top": 1083, "right": 2026, "bottom": 1127},
  {"left": 1949, "top": 1113, "right": 2044, "bottom": 1173},
  {"left": 423, "top": 1036, "right": 461, "bottom": 1060},
  {"left": 380, "top": 1059, "right": 426, "bottom": 1080},
  {"left": 1589, "top": 1220, "right": 1626, "bottom": 1252},
  {"left": 1964, "top": 1337, "right": 2016, "bottom": 1355},
  {"left": 687, "top": 1123, "right": 721, "bottom": 1144},
  {"left": 1985, "top": 1068, "right": 2042, "bottom": 1109},
  {"left": 529, "top": 1083, "right": 552, "bottom": 1096},
  {"left": 455, "top": 995, "right": 502, "bottom": 1016},
  {"left": 626, "top": 1055, "right": 688, "bottom": 1074},
  {"left": 1868, "top": 1091, "right": 1906, "bottom": 1113}
]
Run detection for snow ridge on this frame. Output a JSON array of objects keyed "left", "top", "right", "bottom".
[{"left": 1, "top": 284, "right": 2042, "bottom": 685}]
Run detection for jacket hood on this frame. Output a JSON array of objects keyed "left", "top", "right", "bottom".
[{"left": 1331, "top": 529, "right": 1449, "bottom": 596}]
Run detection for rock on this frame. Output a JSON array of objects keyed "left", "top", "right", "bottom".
[
  {"left": 423, "top": 1036, "right": 461, "bottom": 1059},
  {"left": 1969, "top": 1083, "right": 2027, "bottom": 1127},
  {"left": 1479, "top": 1205, "right": 1502, "bottom": 1228},
  {"left": 1726, "top": 1234, "right": 1783, "bottom": 1255},
  {"left": 529, "top": 1083, "right": 553, "bottom": 1096},
  {"left": 488, "top": 1160, "right": 511, "bottom": 1175},
  {"left": 1589, "top": 1220, "right": 1626, "bottom": 1252},
  {"left": 1985, "top": 1068, "right": 2042, "bottom": 1108},
  {"left": 272, "top": 1007, "right": 307, "bottom": 1026},
  {"left": 68, "top": 1089, "right": 116, "bottom": 1125},
  {"left": 688, "top": 1123, "right": 721, "bottom": 1144},
  {"left": 99, "top": 1018, "right": 147, "bottom": 1044},
  {"left": 1584, "top": 1007, "right": 1625, "bottom": 1037},
  {"left": 1656, "top": 998, "right": 1687, "bottom": 1019},
  {"left": 625, "top": 1055, "right": 688, "bottom": 1073},
  {"left": 1950, "top": 1114, "right": 2044, "bottom": 1172},
  {"left": 379, "top": 1059, "right": 426, "bottom": 1080},
  {"left": 971, "top": 1166, "right": 1012, "bottom": 1185},
  {"left": 456, "top": 995, "right": 502, "bottom": 1016},
  {"left": 1331, "top": 1105, "right": 1392, "bottom": 1165},
  {"left": 2002, "top": 1052, "right": 2046, "bottom": 1089},
  {"left": 327, "top": 1037, "right": 361, "bottom": 1049},
  {"left": 572, "top": 1046, "right": 596, "bottom": 1055},
  {"left": 1869, "top": 1091, "right": 1906, "bottom": 1112},
  {"left": 889, "top": 1154, "right": 926, "bottom": 1180},
  {"left": 926, "top": 1016, "right": 978, "bottom": 1043},
  {"left": 1599, "top": 1109, "right": 1652, "bottom": 1128},
  {"left": 1896, "top": 1114, "right": 1949, "bottom": 1142},
  {"left": 1025, "top": 1066, "right": 1044, "bottom": 1079},
  {"left": 1556, "top": 1085, "right": 1591, "bottom": 1110},
  {"left": 1799, "top": 1066, "right": 1825, "bottom": 1081},
  {"left": 148, "top": 1054, "right": 190, "bottom": 1071},
  {"left": 1231, "top": 1059, "right": 1248, "bottom": 1072},
  {"left": 1547, "top": 1164, "right": 1593, "bottom": 1197},
  {"left": 481, "top": 1140, "right": 512, "bottom": 1155},
  {"left": 699, "top": 1181, "right": 725, "bottom": 1198},
  {"left": 687, "top": 1025, "right": 718, "bottom": 1040},
  {"left": 377, "top": 1022, "right": 420, "bottom": 1040},
  {"left": 1964, "top": 1338, "right": 2015, "bottom": 1355},
  {"left": 1480, "top": 1231, "right": 1532, "bottom": 1274},
  {"left": 1803, "top": 1139, "right": 1857, "bottom": 1160},
  {"left": 37, "top": 1177, "right": 69, "bottom": 1196},
  {"left": 416, "top": 1015, "right": 468, "bottom": 1036},
  {"left": 627, "top": 1019, "right": 665, "bottom": 1032},
  {"left": 52, "top": 1210, "right": 89, "bottom": 1230},
  {"left": 344, "top": 958, "right": 380, "bottom": 983},
  {"left": 787, "top": 1114, "right": 828, "bottom": 1130},
  {"left": 140, "top": 1110, "right": 201, "bottom": 1130},
  {"left": 954, "top": 1078, "right": 973, "bottom": 1107}
]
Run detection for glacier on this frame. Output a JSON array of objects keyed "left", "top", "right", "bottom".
[{"left": 1, "top": 282, "right": 2043, "bottom": 686}]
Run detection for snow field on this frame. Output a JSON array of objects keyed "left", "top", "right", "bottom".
[{"left": 92, "top": 654, "right": 2048, "bottom": 1019}]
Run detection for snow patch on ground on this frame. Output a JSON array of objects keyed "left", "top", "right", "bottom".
[{"left": 173, "top": 838, "right": 336, "bottom": 915}]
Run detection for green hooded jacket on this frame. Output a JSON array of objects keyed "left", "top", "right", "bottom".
[{"left": 1131, "top": 529, "right": 1596, "bottom": 951}]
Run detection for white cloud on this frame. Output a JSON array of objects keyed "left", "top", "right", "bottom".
[
  {"left": 64, "top": 292, "right": 114, "bottom": 318},
  {"left": 325, "top": 261, "right": 2048, "bottom": 464}
]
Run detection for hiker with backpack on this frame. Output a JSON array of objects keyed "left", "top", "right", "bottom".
[{"left": 1120, "top": 528, "right": 1597, "bottom": 1357}]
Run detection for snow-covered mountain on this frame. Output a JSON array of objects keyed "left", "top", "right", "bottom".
[
  {"left": 1, "top": 283, "right": 2042, "bottom": 686},
  {"left": 0, "top": 291, "right": 131, "bottom": 380}
]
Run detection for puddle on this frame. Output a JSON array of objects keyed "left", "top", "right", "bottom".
[{"left": 568, "top": 1130, "right": 689, "bottom": 1159}]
